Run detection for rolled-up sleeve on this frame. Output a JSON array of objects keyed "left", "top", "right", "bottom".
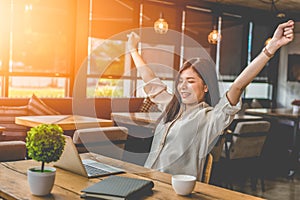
[
  {"left": 207, "top": 93, "right": 242, "bottom": 141},
  {"left": 144, "top": 78, "right": 166, "bottom": 97},
  {"left": 215, "top": 92, "right": 242, "bottom": 115},
  {"left": 143, "top": 78, "right": 173, "bottom": 110}
]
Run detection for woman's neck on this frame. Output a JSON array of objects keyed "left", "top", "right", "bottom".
[
  {"left": 183, "top": 101, "right": 207, "bottom": 111},
  {"left": 184, "top": 103, "right": 198, "bottom": 110}
]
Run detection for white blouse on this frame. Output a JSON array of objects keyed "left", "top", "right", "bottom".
[{"left": 143, "top": 78, "right": 241, "bottom": 180}]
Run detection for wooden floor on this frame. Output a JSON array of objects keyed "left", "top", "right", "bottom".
[
  {"left": 211, "top": 120, "right": 300, "bottom": 200},
  {"left": 211, "top": 161, "right": 300, "bottom": 200},
  {"left": 238, "top": 174, "right": 300, "bottom": 200}
]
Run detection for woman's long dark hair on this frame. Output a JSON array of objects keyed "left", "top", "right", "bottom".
[{"left": 163, "top": 58, "right": 212, "bottom": 123}]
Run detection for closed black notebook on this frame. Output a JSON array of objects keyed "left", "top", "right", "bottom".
[{"left": 81, "top": 176, "right": 154, "bottom": 200}]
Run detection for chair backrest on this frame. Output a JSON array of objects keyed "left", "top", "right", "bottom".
[
  {"left": 210, "top": 135, "right": 226, "bottom": 162},
  {"left": 73, "top": 126, "right": 128, "bottom": 160},
  {"left": 202, "top": 153, "right": 213, "bottom": 184},
  {"left": 228, "top": 121, "right": 270, "bottom": 159}
]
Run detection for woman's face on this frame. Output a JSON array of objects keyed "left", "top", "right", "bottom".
[{"left": 177, "top": 67, "right": 208, "bottom": 106}]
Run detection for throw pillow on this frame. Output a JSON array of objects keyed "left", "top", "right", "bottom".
[
  {"left": 27, "top": 94, "right": 60, "bottom": 115},
  {"left": 139, "top": 97, "right": 160, "bottom": 112},
  {"left": 0, "top": 105, "right": 29, "bottom": 141}
]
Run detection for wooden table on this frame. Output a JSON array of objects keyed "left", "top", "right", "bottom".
[
  {"left": 246, "top": 108, "right": 300, "bottom": 177},
  {"left": 0, "top": 153, "right": 265, "bottom": 200},
  {"left": 111, "top": 112, "right": 161, "bottom": 130},
  {"left": 15, "top": 115, "right": 114, "bottom": 131},
  {"left": 111, "top": 112, "right": 262, "bottom": 132}
]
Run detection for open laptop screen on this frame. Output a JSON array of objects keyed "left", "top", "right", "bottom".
[{"left": 54, "top": 136, "right": 124, "bottom": 178}]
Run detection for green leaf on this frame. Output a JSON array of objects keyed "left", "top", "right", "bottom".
[{"left": 26, "top": 124, "right": 66, "bottom": 168}]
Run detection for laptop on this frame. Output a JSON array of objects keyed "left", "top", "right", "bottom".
[{"left": 54, "top": 136, "right": 124, "bottom": 178}]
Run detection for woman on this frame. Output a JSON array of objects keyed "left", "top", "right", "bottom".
[{"left": 127, "top": 20, "right": 294, "bottom": 180}]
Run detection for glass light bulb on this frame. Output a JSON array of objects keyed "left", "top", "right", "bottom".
[
  {"left": 208, "top": 29, "right": 221, "bottom": 44},
  {"left": 154, "top": 18, "right": 168, "bottom": 34}
]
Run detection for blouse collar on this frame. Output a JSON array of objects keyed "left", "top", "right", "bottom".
[{"left": 181, "top": 101, "right": 210, "bottom": 113}]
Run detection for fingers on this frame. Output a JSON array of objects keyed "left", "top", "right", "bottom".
[
  {"left": 127, "top": 32, "right": 140, "bottom": 39},
  {"left": 283, "top": 21, "right": 294, "bottom": 39},
  {"left": 284, "top": 29, "right": 294, "bottom": 39},
  {"left": 280, "top": 20, "right": 294, "bottom": 28},
  {"left": 273, "top": 20, "right": 294, "bottom": 42},
  {"left": 269, "top": 20, "right": 294, "bottom": 49},
  {"left": 287, "top": 20, "right": 294, "bottom": 26},
  {"left": 277, "top": 20, "right": 294, "bottom": 33},
  {"left": 127, "top": 32, "right": 134, "bottom": 38},
  {"left": 127, "top": 32, "right": 140, "bottom": 52}
]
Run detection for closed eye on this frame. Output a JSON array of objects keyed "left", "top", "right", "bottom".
[{"left": 187, "top": 77, "right": 197, "bottom": 83}]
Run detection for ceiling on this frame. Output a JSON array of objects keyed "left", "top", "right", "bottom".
[{"left": 203, "top": 0, "right": 300, "bottom": 13}]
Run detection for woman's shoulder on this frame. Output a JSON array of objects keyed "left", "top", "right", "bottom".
[{"left": 212, "top": 93, "right": 242, "bottom": 114}]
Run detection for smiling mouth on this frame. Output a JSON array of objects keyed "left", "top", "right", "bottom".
[{"left": 181, "top": 92, "right": 191, "bottom": 98}]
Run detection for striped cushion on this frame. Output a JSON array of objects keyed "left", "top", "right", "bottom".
[
  {"left": 27, "top": 94, "right": 60, "bottom": 115},
  {"left": 0, "top": 106, "right": 28, "bottom": 141},
  {"left": 139, "top": 97, "right": 160, "bottom": 112}
]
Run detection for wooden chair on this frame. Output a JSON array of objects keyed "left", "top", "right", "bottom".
[
  {"left": 208, "top": 135, "right": 226, "bottom": 185},
  {"left": 210, "top": 135, "right": 226, "bottom": 162},
  {"left": 202, "top": 153, "right": 213, "bottom": 184},
  {"left": 73, "top": 126, "right": 128, "bottom": 160},
  {"left": 222, "top": 120, "right": 270, "bottom": 191}
]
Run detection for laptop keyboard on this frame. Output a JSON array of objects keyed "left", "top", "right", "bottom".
[
  {"left": 82, "top": 159, "right": 124, "bottom": 177},
  {"left": 83, "top": 164, "right": 109, "bottom": 176}
]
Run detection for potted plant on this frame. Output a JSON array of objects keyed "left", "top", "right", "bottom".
[{"left": 26, "top": 124, "right": 66, "bottom": 196}]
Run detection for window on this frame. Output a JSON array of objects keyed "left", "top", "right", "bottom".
[
  {"left": 250, "top": 22, "right": 271, "bottom": 79},
  {"left": 185, "top": 5, "right": 213, "bottom": 50},
  {"left": 217, "top": 16, "right": 273, "bottom": 99},
  {"left": 87, "top": 38, "right": 132, "bottom": 97},
  {"left": 287, "top": 54, "right": 300, "bottom": 82},
  {"left": 244, "top": 21, "right": 273, "bottom": 99},
  {"left": 0, "top": 0, "right": 75, "bottom": 97},
  {"left": 245, "top": 82, "right": 272, "bottom": 99},
  {"left": 87, "top": 0, "right": 138, "bottom": 98},
  {"left": 219, "top": 14, "right": 245, "bottom": 78},
  {"left": 0, "top": 0, "right": 279, "bottom": 99},
  {"left": 87, "top": 0, "right": 179, "bottom": 98}
]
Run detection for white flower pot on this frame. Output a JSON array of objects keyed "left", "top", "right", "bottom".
[{"left": 27, "top": 166, "right": 56, "bottom": 196}]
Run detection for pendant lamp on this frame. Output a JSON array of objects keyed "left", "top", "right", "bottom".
[{"left": 154, "top": 12, "right": 168, "bottom": 34}]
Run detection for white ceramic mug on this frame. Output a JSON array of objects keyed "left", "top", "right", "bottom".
[
  {"left": 171, "top": 174, "right": 196, "bottom": 196},
  {"left": 293, "top": 105, "right": 299, "bottom": 113}
]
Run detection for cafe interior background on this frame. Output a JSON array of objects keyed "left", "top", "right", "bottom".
[
  {"left": 0, "top": 0, "right": 300, "bottom": 198},
  {"left": 0, "top": 0, "right": 299, "bottom": 105}
]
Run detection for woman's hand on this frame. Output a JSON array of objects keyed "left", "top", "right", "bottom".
[
  {"left": 267, "top": 20, "right": 294, "bottom": 54},
  {"left": 126, "top": 32, "right": 157, "bottom": 83},
  {"left": 127, "top": 32, "right": 140, "bottom": 52}
]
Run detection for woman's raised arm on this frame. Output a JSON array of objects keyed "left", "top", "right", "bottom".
[
  {"left": 227, "top": 20, "right": 294, "bottom": 105},
  {"left": 127, "top": 32, "right": 156, "bottom": 83}
]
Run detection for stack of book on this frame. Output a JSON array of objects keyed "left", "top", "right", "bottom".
[{"left": 81, "top": 176, "right": 154, "bottom": 200}]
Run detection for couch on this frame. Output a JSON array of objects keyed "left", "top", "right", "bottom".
[
  {"left": 0, "top": 95, "right": 145, "bottom": 162},
  {"left": 0, "top": 95, "right": 144, "bottom": 142}
]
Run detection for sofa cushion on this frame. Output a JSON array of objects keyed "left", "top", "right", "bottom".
[
  {"left": 27, "top": 94, "right": 60, "bottom": 115},
  {"left": 0, "top": 141, "right": 26, "bottom": 161},
  {"left": 0, "top": 106, "right": 28, "bottom": 141}
]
